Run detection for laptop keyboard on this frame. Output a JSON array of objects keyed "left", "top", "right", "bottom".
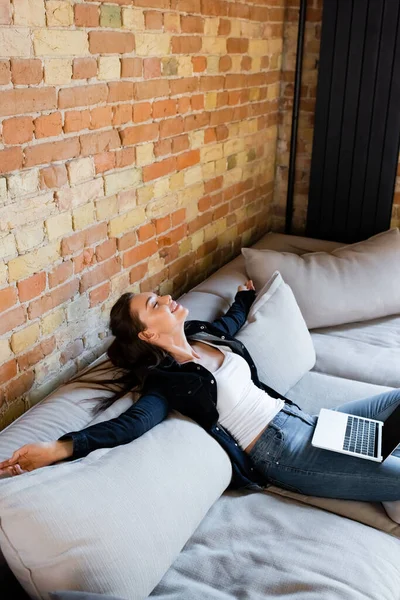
[{"left": 343, "top": 416, "right": 378, "bottom": 457}]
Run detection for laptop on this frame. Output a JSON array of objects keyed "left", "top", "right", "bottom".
[{"left": 311, "top": 406, "right": 400, "bottom": 462}]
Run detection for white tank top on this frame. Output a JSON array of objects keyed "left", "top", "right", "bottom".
[{"left": 198, "top": 340, "right": 285, "bottom": 450}]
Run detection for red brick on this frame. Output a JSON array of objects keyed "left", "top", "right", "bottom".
[
  {"left": 200, "top": 75, "right": 224, "bottom": 91},
  {"left": 48, "top": 261, "right": 73, "bottom": 288},
  {"left": 159, "top": 116, "right": 184, "bottom": 138},
  {"left": 181, "top": 15, "right": 203, "bottom": 33},
  {"left": 228, "top": 2, "right": 249, "bottom": 18},
  {"left": 0, "top": 60, "right": 10, "bottom": 84},
  {"left": 89, "top": 282, "right": 110, "bottom": 307},
  {"left": 192, "top": 56, "right": 206, "bottom": 72},
  {"left": 204, "top": 127, "right": 216, "bottom": 143},
  {"left": 0, "top": 287, "right": 17, "bottom": 312},
  {"left": 2, "top": 116, "right": 34, "bottom": 144},
  {"left": 0, "top": 360, "right": 17, "bottom": 386},
  {"left": 216, "top": 123, "right": 229, "bottom": 140},
  {"left": 132, "top": 102, "right": 152, "bottom": 122},
  {"left": 73, "top": 248, "right": 95, "bottom": 274},
  {"left": 80, "top": 129, "right": 120, "bottom": 156},
  {"left": 143, "top": 57, "right": 161, "bottom": 79},
  {"left": 123, "top": 240, "right": 158, "bottom": 268},
  {"left": 80, "top": 256, "right": 121, "bottom": 292},
  {"left": 11, "top": 59, "right": 42, "bottom": 85},
  {"left": 74, "top": 3, "right": 99, "bottom": 27},
  {"left": 0, "top": 305, "right": 25, "bottom": 335},
  {"left": 90, "top": 105, "right": 113, "bottom": 129},
  {"left": 95, "top": 238, "right": 117, "bottom": 262},
  {"left": 17, "top": 273, "right": 46, "bottom": 302},
  {"left": 227, "top": 38, "right": 248, "bottom": 53},
  {"left": 0, "top": 147, "right": 23, "bottom": 174},
  {"left": 218, "top": 18, "right": 230, "bottom": 35},
  {"left": 117, "top": 230, "right": 136, "bottom": 251},
  {"left": 24, "top": 138, "right": 80, "bottom": 168},
  {"left": 73, "top": 58, "right": 97, "bottom": 80},
  {"left": 135, "top": 0, "right": 168, "bottom": 8},
  {"left": 89, "top": 31, "right": 134, "bottom": 54},
  {"left": 107, "top": 81, "right": 134, "bottom": 103},
  {"left": 134, "top": 79, "right": 169, "bottom": 100},
  {"left": 176, "top": 149, "right": 199, "bottom": 170},
  {"left": 171, "top": 208, "right": 186, "bottom": 227},
  {"left": 34, "top": 112, "right": 62, "bottom": 139},
  {"left": 201, "top": 0, "right": 228, "bottom": 16},
  {"left": 210, "top": 107, "right": 233, "bottom": 126},
  {"left": 250, "top": 5, "right": 269, "bottom": 21},
  {"left": 241, "top": 56, "right": 252, "bottom": 71},
  {"left": 154, "top": 215, "right": 171, "bottom": 234},
  {"left": 219, "top": 55, "right": 232, "bottom": 72},
  {"left": 18, "top": 338, "right": 56, "bottom": 372},
  {"left": 153, "top": 99, "right": 176, "bottom": 119},
  {"left": 191, "top": 94, "right": 204, "bottom": 110},
  {"left": 121, "top": 57, "right": 142, "bottom": 78},
  {"left": 184, "top": 112, "right": 210, "bottom": 131},
  {"left": 61, "top": 223, "right": 107, "bottom": 256},
  {"left": 28, "top": 280, "right": 79, "bottom": 319},
  {"left": 188, "top": 211, "right": 212, "bottom": 234},
  {"left": 198, "top": 195, "right": 212, "bottom": 212},
  {"left": 0, "top": 0, "right": 11, "bottom": 24},
  {"left": 170, "top": 77, "right": 198, "bottom": 95},
  {"left": 129, "top": 262, "right": 148, "bottom": 285},
  {"left": 154, "top": 138, "right": 171, "bottom": 157},
  {"left": 0, "top": 88, "right": 56, "bottom": 118},
  {"left": 94, "top": 151, "right": 116, "bottom": 173},
  {"left": 171, "top": 36, "right": 202, "bottom": 54},
  {"left": 40, "top": 164, "right": 68, "bottom": 189},
  {"left": 137, "top": 222, "right": 156, "bottom": 242},
  {"left": 59, "top": 84, "right": 108, "bottom": 109},
  {"left": 60, "top": 339, "right": 84, "bottom": 365},
  {"left": 5, "top": 370, "right": 35, "bottom": 403},
  {"left": 120, "top": 122, "right": 158, "bottom": 145},
  {"left": 115, "top": 147, "right": 135, "bottom": 168},
  {"left": 158, "top": 224, "right": 186, "bottom": 246},
  {"left": 145, "top": 10, "right": 163, "bottom": 29},
  {"left": 143, "top": 156, "right": 176, "bottom": 182},
  {"left": 171, "top": 134, "right": 189, "bottom": 154},
  {"left": 205, "top": 175, "right": 223, "bottom": 194},
  {"left": 64, "top": 109, "right": 91, "bottom": 133},
  {"left": 178, "top": 96, "right": 191, "bottom": 114},
  {"left": 113, "top": 104, "right": 132, "bottom": 126}
]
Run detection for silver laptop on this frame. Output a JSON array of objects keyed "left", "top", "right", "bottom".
[{"left": 311, "top": 406, "right": 400, "bottom": 462}]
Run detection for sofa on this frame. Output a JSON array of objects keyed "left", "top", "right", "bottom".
[{"left": 1, "top": 229, "right": 400, "bottom": 599}]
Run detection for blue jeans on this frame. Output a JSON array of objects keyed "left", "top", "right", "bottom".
[{"left": 248, "top": 389, "right": 400, "bottom": 501}]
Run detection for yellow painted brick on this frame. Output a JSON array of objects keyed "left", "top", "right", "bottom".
[
  {"left": 145, "top": 194, "right": 175, "bottom": 219},
  {"left": 0, "top": 177, "right": 6, "bottom": 202},
  {"left": 108, "top": 207, "right": 146, "bottom": 237},
  {"left": 251, "top": 57, "right": 261, "bottom": 72},
  {"left": 0, "top": 339, "right": 12, "bottom": 364},
  {"left": 14, "top": 0, "right": 45, "bottom": 26},
  {"left": 169, "top": 171, "right": 184, "bottom": 192},
  {"left": 153, "top": 177, "right": 169, "bottom": 199},
  {"left": 228, "top": 123, "right": 240, "bottom": 138},
  {"left": 224, "top": 167, "right": 242, "bottom": 187},
  {"left": 202, "top": 161, "right": 215, "bottom": 180},
  {"left": 15, "top": 223, "right": 45, "bottom": 252},
  {"left": 0, "top": 28, "right": 32, "bottom": 58},
  {"left": 236, "top": 150, "right": 248, "bottom": 167},
  {"left": 96, "top": 195, "right": 118, "bottom": 221},
  {"left": 231, "top": 56, "right": 242, "bottom": 71},
  {"left": 163, "top": 13, "right": 179, "bottom": 33},
  {"left": 178, "top": 237, "right": 191, "bottom": 257},
  {"left": 189, "top": 130, "right": 204, "bottom": 149},
  {"left": 190, "top": 229, "right": 204, "bottom": 252},
  {"left": 177, "top": 56, "right": 192, "bottom": 77},
  {"left": 46, "top": 1, "right": 74, "bottom": 27},
  {"left": 72, "top": 202, "right": 94, "bottom": 230},
  {"left": 185, "top": 198, "right": 199, "bottom": 221},
  {"left": 104, "top": 168, "right": 142, "bottom": 196},
  {"left": 241, "top": 22, "right": 261, "bottom": 38},
  {"left": 0, "top": 264, "right": 7, "bottom": 286},
  {"left": 122, "top": 7, "right": 144, "bottom": 30},
  {"left": 110, "top": 271, "right": 130, "bottom": 296},
  {"left": 230, "top": 20, "right": 240, "bottom": 37},
  {"left": 44, "top": 58, "right": 72, "bottom": 85},
  {"left": 147, "top": 255, "right": 164, "bottom": 277},
  {"left": 158, "top": 279, "right": 174, "bottom": 296},
  {"left": 268, "top": 39, "right": 283, "bottom": 55},
  {"left": 135, "top": 33, "right": 171, "bottom": 56},
  {"left": 184, "top": 165, "right": 202, "bottom": 187},
  {"left": 267, "top": 82, "right": 280, "bottom": 100},
  {"left": 136, "top": 143, "right": 154, "bottom": 167},
  {"left": 8, "top": 170, "right": 39, "bottom": 198},
  {"left": 8, "top": 241, "right": 60, "bottom": 281},
  {"left": 204, "top": 221, "right": 218, "bottom": 242},
  {"left": 218, "top": 225, "right": 237, "bottom": 248},
  {"left": 248, "top": 40, "right": 269, "bottom": 56},
  {"left": 45, "top": 212, "right": 73, "bottom": 241},
  {"left": 204, "top": 17, "right": 218, "bottom": 36},
  {"left": 41, "top": 307, "right": 65, "bottom": 336},
  {"left": 248, "top": 119, "right": 259, "bottom": 135},
  {"left": 201, "top": 143, "right": 224, "bottom": 162},
  {"left": 202, "top": 37, "right": 226, "bottom": 55},
  {"left": 56, "top": 179, "right": 104, "bottom": 211},
  {"left": 0, "top": 192, "right": 55, "bottom": 231},
  {"left": 98, "top": 56, "right": 121, "bottom": 80},
  {"left": 205, "top": 92, "right": 217, "bottom": 110},
  {"left": 215, "top": 158, "right": 227, "bottom": 176},
  {"left": 33, "top": 30, "right": 89, "bottom": 57},
  {"left": 136, "top": 184, "right": 154, "bottom": 205},
  {"left": 11, "top": 323, "right": 40, "bottom": 354},
  {"left": 179, "top": 182, "right": 203, "bottom": 206},
  {"left": 249, "top": 87, "right": 260, "bottom": 102},
  {"left": 224, "top": 138, "right": 244, "bottom": 156},
  {"left": 206, "top": 55, "right": 220, "bottom": 75},
  {"left": 0, "top": 233, "right": 16, "bottom": 259},
  {"left": 216, "top": 218, "right": 227, "bottom": 236},
  {"left": 67, "top": 158, "right": 95, "bottom": 185},
  {"left": 118, "top": 190, "right": 137, "bottom": 213}
]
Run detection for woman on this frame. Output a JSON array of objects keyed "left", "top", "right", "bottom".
[{"left": 1, "top": 282, "right": 400, "bottom": 510}]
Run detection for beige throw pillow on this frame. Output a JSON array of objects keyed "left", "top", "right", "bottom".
[{"left": 242, "top": 228, "right": 400, "bottom": 329}]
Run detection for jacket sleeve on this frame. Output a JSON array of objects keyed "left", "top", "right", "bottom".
[
  {"left": 58, "top": 391, "right": 170, "bottom": 460},
  {"left": 211, "top": 289, "right": 256, "bottom": 337}
]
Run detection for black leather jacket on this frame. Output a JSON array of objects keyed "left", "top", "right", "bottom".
[{"left": 59, "top": 290, "right": 301, "bottom": 491}]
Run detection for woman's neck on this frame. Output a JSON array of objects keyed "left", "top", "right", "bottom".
[{"left": 157, "top": 332, "right": 201, "bottom": 364}]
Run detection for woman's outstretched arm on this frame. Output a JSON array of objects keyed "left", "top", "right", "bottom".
[{"left": 211, "top": 280, "right": 256, "bottom": 337}]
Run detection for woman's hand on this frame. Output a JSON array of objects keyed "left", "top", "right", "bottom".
[
  {"left": 0, "top": 440, "right": 73, "bottom": 477},
  {"left": 237, "top": 279, "right": 255, "bottom": 292}
]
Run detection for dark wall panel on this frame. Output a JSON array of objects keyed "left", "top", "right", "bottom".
[{"left": 305, "top": 0, "right": 400, "bottom": 243}]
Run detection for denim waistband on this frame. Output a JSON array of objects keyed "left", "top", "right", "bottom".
[{"left": 268, "top": 402, "right": 314, "bottom": 430}]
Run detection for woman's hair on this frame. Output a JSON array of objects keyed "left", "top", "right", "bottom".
[{"left": 72, "top": 292, "right": 170, "bottom": 417}]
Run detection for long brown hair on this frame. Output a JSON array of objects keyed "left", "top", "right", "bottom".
[{"left": 72, "top": 292, "right": 170, "bottom": 417}]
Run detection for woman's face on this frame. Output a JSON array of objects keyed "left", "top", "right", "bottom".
[{"left": 129, "top": 292, "right": 188, "bottom": 342}]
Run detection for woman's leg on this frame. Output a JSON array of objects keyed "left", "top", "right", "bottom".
[{"left": 248, "top": 390, "right": 400, "bottom": 502}]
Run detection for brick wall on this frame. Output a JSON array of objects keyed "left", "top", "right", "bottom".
[{"left": 0, "top": 0, "right": 288, "bottom": 429}]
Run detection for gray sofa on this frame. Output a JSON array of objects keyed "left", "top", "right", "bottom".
[{"left": 1, "top": 230, "right": 400, "bottom": 599}]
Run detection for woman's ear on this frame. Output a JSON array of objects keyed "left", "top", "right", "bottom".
[{"left": 138, "top": 330, "right": 156, "bottom": 343}]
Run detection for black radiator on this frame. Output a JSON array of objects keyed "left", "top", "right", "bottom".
[{"left": 305, "top": 0, "right": 400, "bottom": 243}]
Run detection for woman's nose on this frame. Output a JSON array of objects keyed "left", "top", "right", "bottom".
[{"left": 160, "top": 295, "right": 172, "bottom": 305}]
